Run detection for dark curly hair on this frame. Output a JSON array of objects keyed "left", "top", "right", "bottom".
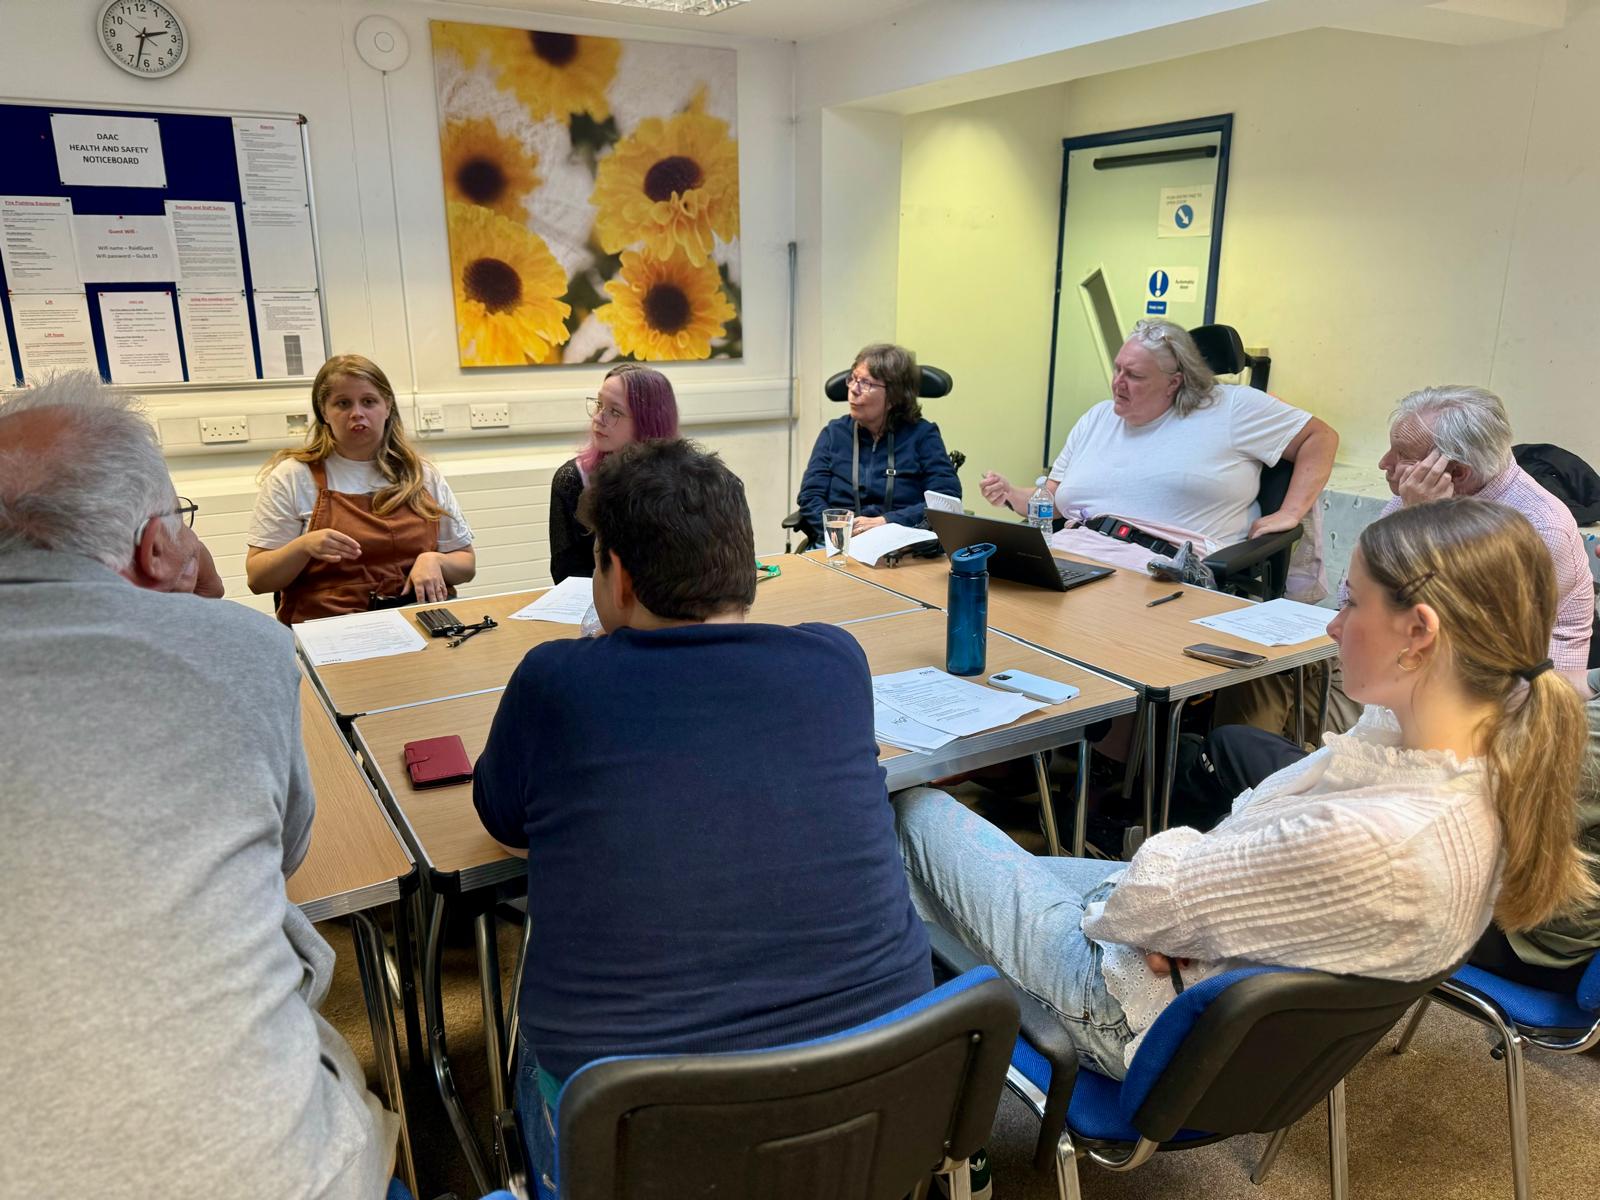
[{"left": 854, "top": 343, "right": 923, "bottom": 428}]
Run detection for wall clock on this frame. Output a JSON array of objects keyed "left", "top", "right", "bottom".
[{"left": 98, "top": 0, "right": 189, "bottom": 78}]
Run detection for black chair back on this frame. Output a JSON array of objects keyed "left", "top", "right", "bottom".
[
  {"left": 1130, "top": 967, "right": 1451, "bottom": 1145},
  {"left": 824, "top": 365, "right": 954, "bottom": 403},
  {"left": 557, "top": 974, "right": 1019, "bottom": 1200},
  {"left": 1189, "top": 323, "right": 1271, "bottom": 393}
]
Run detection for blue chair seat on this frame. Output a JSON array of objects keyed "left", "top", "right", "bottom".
[{"left": 1450, "top": 964, "right": 1595, "bottom": 1032}]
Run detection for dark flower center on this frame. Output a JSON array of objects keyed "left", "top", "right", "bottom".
[
  {"left": 531, "top": 32, "right": 578, "bottom": 66},
  {"left": 643, "top": 283, "right": 690, "bottom": 334},
  {"left": 456, "top": 157, "right": 508, "bottom": 206},
  {"left": 464, "top": 257, "right": 522, "bottom": 314},
  {"left": 643, "top": 155, "right": 704, "bottom": 202}
]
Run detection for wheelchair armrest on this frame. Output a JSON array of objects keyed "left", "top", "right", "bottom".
[
  {"left": 1203, "top": 524, "right": 1302, "bottom": 577},
  {"left": 782, "top": 509, "right": 804, "bottom": 530}
]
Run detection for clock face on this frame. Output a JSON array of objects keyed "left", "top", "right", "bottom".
[{"left": 99, "top": 0, "right": 189, "bottom": 78}]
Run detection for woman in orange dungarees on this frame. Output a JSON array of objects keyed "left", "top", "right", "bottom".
[{"left": 245, "top": 354, "right": 476, "bottom": 624}]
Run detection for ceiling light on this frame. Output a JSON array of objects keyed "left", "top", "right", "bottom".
[{"left": 583, "top": 0, "right": 748, "bottom": 14}]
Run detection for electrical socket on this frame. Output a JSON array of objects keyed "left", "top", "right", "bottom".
[
  {"left": 285, "top": 413, "right": 309, "bottom": 436},
  {"left": 468, "top": 403, "right": 510, "bottom": 429},
  {"left": 418, "top": 406, "right": 445, "bottom": 431},
  {"left": 199, "top": 416, "right": 249, "bottom": 444}
]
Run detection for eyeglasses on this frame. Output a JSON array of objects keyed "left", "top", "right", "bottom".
[
  {"left": 133, "top": 497, "right": 197, "bottom": 545},
  {"left": 585, "top": 396, "right": 630, "bottom": 425},
  {"left": 846, "top": 376, "right": 885, "bottom": 395}
]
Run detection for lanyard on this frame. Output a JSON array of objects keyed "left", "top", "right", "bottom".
[{"left": 851, "top": 424, "right": 896, "bottom": 514}]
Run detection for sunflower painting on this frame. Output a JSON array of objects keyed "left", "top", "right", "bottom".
[{"left": 431, "top": 20, "right": 742, "bottom": 366}]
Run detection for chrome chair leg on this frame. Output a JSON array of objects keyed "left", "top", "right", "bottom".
[
  {"left": 423, "top": 892, "right": 495, "bottom": 1194},
  {"left": 1391, "top": 997, "right": 1431, "bottom": 1055},
  {"left": 1503, "top": 1027, "right": 1531, "bottom": 1200},
  {"left": 505, "top": 911, "right": 533, "bottom": 1081},
  {"left": 1072, "top": 741, "right": 1090, "bottom": 858},
  {"left": 1055, "top": 1133, "right": 1085, "bottom": 1200},
  {"left": 1251, "top": 1126, "right": 1289, "bottom": 1185},
  {"left": 351, "top": 911, "right": 416, "bottom": 1197},
  {"left": 1326, "top": 1080, "right": 1348, "bottom": 1200},
  {"left": 475, "top": 909, "right": 509, "bottom": 1120},
  {"left": 1034, "top": 751, "right": 1063, "bottom": 857}
]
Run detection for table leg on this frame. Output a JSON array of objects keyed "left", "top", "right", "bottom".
[
  {"left": 1141, "top": 703, "right": 1157, "bottom": 841},
  {"left": 1073, "top": 740, "right": 1090, "bottom": 859},
  {"left": 393, "top": 896, "right": 424, "bottom": 1077},
  {"left": 1294, "top": 665, "right": 1306, "bottom": 747},
  {"left": 1032, "top": 752, "right": 1063, "bottom": 857},
  {"left": 1121, "top": 700, "right": 1147, "bottom": 802},
  {"left": 351, "top": 910, "right": 416, "bottom": 1197},
  {"left": 475, "top": 908, "right": 509, "bottom": 1119},
  {"left": 422, "top": 890, "right": 495, "bottom": 1195},
  {"left": 506, "top": 915, "right": 532, "bottom": 1082},
  {"left": 1157, "top": 697, "right": 1189, "bottom": 834}
]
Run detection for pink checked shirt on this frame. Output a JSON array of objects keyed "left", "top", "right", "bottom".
[{"left": 1340, "top": 464, "right": 1594, "bottom": 672}]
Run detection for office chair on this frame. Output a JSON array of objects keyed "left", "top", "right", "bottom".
[
  {"left": 1390, "top": 952, "right": 1600, "bottom": 1200},
  {"left": 783, "top": 365, "right": 961, "bottom": 552},
  {"left": 553, "top": 966, "right": 1019, "bottom": 1199},
  {"left": 384, "top": 1182, "right": 517, "bottom": 1200},
  {"left": 926, "top": 922, "right": 1450, "bottom": 1200}
]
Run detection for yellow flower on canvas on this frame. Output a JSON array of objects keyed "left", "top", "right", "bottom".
[
  {"left": 431, "top": 21, "right": 504, "bottom": 69},
  {"left": 591, "top": 92, "right": 739, "bottom": 268},
  {"left": 492, "top": 31, "right": 620, "bottom": 122},
  {"left": 441, "top": 120, "right": 540, "bottom": 220},
  {"left": 595, "top": 250, "right": 734, "bottom": 361},
  {"left": 447, "top": 203, "right": 572, "bottom": 366}
]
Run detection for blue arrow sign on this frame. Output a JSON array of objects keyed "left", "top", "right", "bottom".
[{"left": 1174, "top": 204, "right": 1194, "bottom": 229}]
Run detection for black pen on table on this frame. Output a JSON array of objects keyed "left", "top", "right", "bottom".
[{"left": 1147, "top": 590, "right": 1183, "bottom": 608}]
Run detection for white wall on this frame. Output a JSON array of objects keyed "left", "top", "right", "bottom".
[{"left": 2, "top": 0, "right": 797, "bottom": 609}]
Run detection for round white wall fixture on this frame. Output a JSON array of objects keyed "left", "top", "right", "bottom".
[{"left": 355, "top": 15, "right": 409, "bottom": 72}]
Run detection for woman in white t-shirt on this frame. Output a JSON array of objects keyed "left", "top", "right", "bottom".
[
  {"left": 245, "top": 355, "right": 476, "bottom": 623},
  {"left": 980, "top": 320, "right": 1338, "bottom": 553}
]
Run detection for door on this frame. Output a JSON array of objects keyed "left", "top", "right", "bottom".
[{"left": 1044, "top": 115, "right": 1232, "bottom": 464}]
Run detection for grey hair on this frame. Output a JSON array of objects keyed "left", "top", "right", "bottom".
[
  {"left": 0, "top": 371, "right": 174, "bottom": 570},
  {"left": 1392, "top": 385, "right": 1514, "bottom": 481},
  {"left": 1126, "top": 319, "right": 1218, "bottom": 417}
]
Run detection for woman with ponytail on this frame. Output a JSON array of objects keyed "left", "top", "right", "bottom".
[
  {"left": 246, "top": 355, "right": 476, "bottom": 622},
  {"left": 896, "top": 497, "right": 1596, "bottom": 1078}
]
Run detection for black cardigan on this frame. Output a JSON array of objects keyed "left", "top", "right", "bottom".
[{"left": 548, "top": 459, "right": 593, "bottom": 584}]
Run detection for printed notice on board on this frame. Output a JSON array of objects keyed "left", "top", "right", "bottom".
[
  {"left": 1157, "top": 185, "right": 1213, "bottom": 239},
  {"left": 100, "top": 291, "right": 183, "bottom": 384},
  {"left": 0, "top": 196, "right": 82, "bottom": 292},
  {"left": 73, "top": 213, "right": 179, "bottom": 284},
  {"left": 231, "top": 117, "right": 308, "bottom": 208},
  {"left": 242, "top": 204, "right": 317, "bottom": 290},
  {"left": 253, "top": 291, "right": 324, "bottom": 378},
  {"left": 51, "top": 113, "right": 167, "bottom": 188},
  {"left": 166, "top": 200, "right": 245, "bottom": 291},
  {"left": 12, "top": 293, "right": 98, "bottom": 380},
  {"left": 177, "top": 291, "right": 256, "bottom": 383}
]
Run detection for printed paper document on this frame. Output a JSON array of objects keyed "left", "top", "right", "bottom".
[
  {"left": 295, "top": 608, "right": 428, "bottom": 667},
  {"left": 1191, "top": 597, "right": 1332, "bottom": 646},
  {"left": 510, "top": 576, "right": 595, "bottom": 625},
  {"left": 847, "top": 523, "right": 937, "bottom": 566},
  {"left": 873, "top": 667, "right": 1044, "bottom": 739},
  {"left": 0, "top": 196, "right": 82, "bottom": 292},
  {"left": 100, "top": 291, "right": 183, "bottom": 384},
  {"left": 873, "top": 702, "right": 958, "bottom": 753},
  {"left": 12, "top": 293, "right": 98, "bottom": 379}
]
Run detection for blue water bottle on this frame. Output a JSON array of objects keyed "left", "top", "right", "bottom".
[{"left": 947, "top": 543, "right": 996, "bottom": 676}]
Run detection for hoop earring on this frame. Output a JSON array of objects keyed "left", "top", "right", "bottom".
[{"left": 1396, "top": 649, "right": 1423, "bottom": 673}]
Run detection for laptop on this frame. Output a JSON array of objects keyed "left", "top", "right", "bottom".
[{"left": 925, "top": 510, "right": 1114, "bottom": 592}]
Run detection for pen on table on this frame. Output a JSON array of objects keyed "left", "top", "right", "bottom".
[{"left": 1147, "top": 590, "right": 1183, "bottom": 608}]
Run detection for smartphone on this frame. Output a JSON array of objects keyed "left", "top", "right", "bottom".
[
  {"left": 987, "top": 670, "right": 1080, "bottom": 704},
  {"left": 1183, "top": 642, "right": 1268, "bottom": 669}
]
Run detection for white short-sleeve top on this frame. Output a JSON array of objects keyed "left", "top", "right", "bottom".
[{"left": 247, "top": 454, "right": 474, "bottom": 552}]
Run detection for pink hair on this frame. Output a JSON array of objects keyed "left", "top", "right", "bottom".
[{"left": 575, "top": 364, "right": 680, "bottom": 475}]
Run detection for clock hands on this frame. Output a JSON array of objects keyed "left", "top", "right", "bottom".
[{"left": 132, "top": 25, "right": 167, "bottom": 67}]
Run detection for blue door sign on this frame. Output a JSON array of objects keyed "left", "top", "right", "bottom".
[
  {"left": 1174, "top": 204, "right": 1194, "bottom": 229},
  {"left": 1148, "top": 270, "right": 1169, "bottom": 297},
  {"left": 1146, "top": 300, "right": 1167, "bottom": 315}
]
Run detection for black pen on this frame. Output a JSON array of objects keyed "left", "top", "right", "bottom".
[{"left": 1147, "top": 590, "right": 1183, "bottom": 607}]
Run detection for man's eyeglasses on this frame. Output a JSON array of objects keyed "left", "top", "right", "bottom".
[
  {"left": 846, "top": 376, "right": 885, "bottom": 396},
  {"left": 133, "top": 497, "right": 197, "bottom": 545},
  {"left": 585, "top": 397, "right": 629, "bottom": 425}
]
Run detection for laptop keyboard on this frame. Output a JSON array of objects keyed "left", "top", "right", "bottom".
[{"left": 1056, "top": 560, "right": 1099, "bottom": 586}]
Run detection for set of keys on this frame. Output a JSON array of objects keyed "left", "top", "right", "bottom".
[{"left": 416, "top": 607, "right": 499, "bottom": 648}]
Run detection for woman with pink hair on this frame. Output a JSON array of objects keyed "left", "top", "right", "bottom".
[{"left": 548, "top": 363, "right": 679, "bottom": 582}]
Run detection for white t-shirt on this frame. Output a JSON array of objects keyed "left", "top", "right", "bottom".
[
  {"left": 247, "top": 454, "right": 474, "bottom": 552},
  {"left": 1047, "top": 384, "right": 1311, "bottom": 547}
]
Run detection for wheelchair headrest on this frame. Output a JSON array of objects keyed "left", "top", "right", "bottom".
[
  {"left": 825, "top": 365, "right": 954, "bottom": 402},
  {"left": 1188, "top": 324, "right": 1247, "bottom": 377}
]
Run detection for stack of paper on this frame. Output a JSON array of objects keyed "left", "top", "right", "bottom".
[
  {"left": 845, "top": 523, "right": 939, "bottom": 567},
  {"left": 872, "top": 667, "right": 1045, "bottom": 752},
  {"left": 1191, "top": 598, "right": 1332, "bottom": 646},
  {"left": 923, "top": 490, "right": 964, "bottom": 515},
  {"left": 295, "top": 609, "right": 427, "bottom": 666},
  {"left": 511, "top": 576, "right": 595, "bottom": 625}
]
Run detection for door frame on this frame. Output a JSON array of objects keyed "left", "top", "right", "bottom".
[{"left": 1043, "top": 113, "right": 1234, "bottom": 464}]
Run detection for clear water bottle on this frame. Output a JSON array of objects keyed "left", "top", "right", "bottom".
[
  {"left": 946, "top": 543, "right": 996, "bottom": 677},
  {"left": 1027, "top": 477, "right": 1055, "bottom": 530}
]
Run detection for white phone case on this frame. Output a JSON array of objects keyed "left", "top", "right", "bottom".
[{"left": 987, "top": 670, "right": 1079, "bottom": 704}]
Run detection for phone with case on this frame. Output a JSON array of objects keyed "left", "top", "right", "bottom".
[
  {"left": 1182, "top": 642, "right": 1268, "bottom": 669},
  {"left": 987, "top": 670, "right": 1080, "bottom": 704}
]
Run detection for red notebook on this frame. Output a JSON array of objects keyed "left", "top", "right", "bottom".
[{"left": 403, "top": 735, "right": 474, "bottom": 788}]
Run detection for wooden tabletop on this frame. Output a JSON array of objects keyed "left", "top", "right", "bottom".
[
  {"left": 819, "top": 551, "right": 1335, "bottom": 700},
  {"left": 287, "top": 675, "right": 414, "bottom": 920},
  {"left": 353, "top": 610, "right": 1135, "bottom": 888},
  {"left": 308, "top": 565, "right": 922, "bottom": 719}
]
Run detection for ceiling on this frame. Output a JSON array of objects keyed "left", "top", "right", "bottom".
[{"left": 431, "top": 0, "right": 933, "bottom": 42}]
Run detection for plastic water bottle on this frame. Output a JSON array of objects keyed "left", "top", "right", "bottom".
[
  {"left": 1027, "top": 477, "right": 1055, "bottom": 530},
  {"left": 946, "top": 543, "right": 996, "bottom": 677}
]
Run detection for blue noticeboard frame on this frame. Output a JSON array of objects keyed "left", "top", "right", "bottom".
[
  {"left": 0, "top": 98, "right": 326, "bottom": 389},
  {"left": 1042, "top": 113, "right": 1233, "bottom": 468}
]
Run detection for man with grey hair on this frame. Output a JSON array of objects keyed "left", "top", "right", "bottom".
[{"left": 0, "top": 373, "right": 396, "bottom": 1199}]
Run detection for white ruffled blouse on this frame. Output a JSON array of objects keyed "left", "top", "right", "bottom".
[{"left": 1081, "top": 706, "right": 1500, "bottom": 1067}]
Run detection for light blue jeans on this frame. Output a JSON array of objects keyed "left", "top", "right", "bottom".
[
  {"left": 514, "top": 1030, "right": 559, "bottom": 1200},
  {"left": 894, "top": 786, "right": 1136, "bottom": 1079}
]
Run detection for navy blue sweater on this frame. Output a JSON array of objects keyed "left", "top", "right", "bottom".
[
  {"left": 472, "top": 621, "right": 933, "bottom": 1079},
  {"left": 797, "top": 415, "right": 961, "bottom": 541}
]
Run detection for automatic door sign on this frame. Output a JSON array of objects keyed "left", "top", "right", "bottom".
[
  {"left": 1158, "top": 185, "right": 1213, "bottom": 238},
  {"left": 1146, "top": 266, "right": 1200, "bottom": 315}
]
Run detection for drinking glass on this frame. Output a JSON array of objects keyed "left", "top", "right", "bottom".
[{"left": 821, "top": 508, "right": 854, "bottom": 563}]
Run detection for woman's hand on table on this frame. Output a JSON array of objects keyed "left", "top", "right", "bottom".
[
  {"left": 407, "top": 552, "right": 450, "bottom": 604},
  {"left": 852, "top": 515, "right": 887, "bottom": 535}
]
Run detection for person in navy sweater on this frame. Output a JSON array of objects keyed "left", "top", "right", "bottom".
[
  {"left": 473, "top": 438, "right": 932, "bottom": 1194},
  {"left": 796, "top": 342, "right": 961, "bottom": 544}
]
